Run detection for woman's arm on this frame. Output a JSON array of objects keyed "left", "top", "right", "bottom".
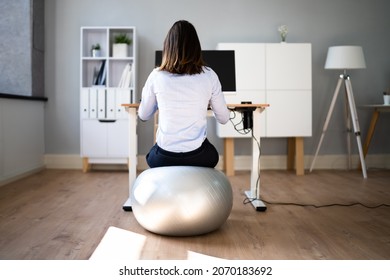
[
  {"left": 138, "top": 71, "right": 158, "bottom": 121},
  {"left": 209, "top": 70, "right": 230, "bottom": 124}
]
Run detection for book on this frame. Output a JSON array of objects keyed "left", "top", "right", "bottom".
[
  {"left": 117, "top": 63, "right": 128, "bottom": 87},
  {"left": 118, "top": 63, "right": 132, "bottom": 88},
  {"left": 94, "top": 60, "right": 107, "bottom": 86}
]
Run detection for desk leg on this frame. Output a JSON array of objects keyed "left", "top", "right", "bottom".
[
  {"left": 224, "top": 138, "right": 235, "bottom": 176},
  {"left": 244, "top": 108, "right": 266, "bottom": 211},
  {"left": 123, "top": 107, "right": 137, "bottom": 211},
  {"left": 363, "top": 110, "right": 379, "bottom": 158},
  {"left": 287, "top": 138, "right": 295, "bottom": 170},
  {"left": 295, "top": 137, "right": 304, "bottom": 176},
  {"left": 287, "top": 137, "right": 305, "bottom": 176}
]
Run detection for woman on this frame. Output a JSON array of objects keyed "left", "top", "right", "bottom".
[{"left": 138, "top": 20, "right": 230, "bottom": 168}]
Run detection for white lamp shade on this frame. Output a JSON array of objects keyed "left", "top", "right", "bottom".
[{"left": 325, "top": 46, "right": 366, "bottom": 69}]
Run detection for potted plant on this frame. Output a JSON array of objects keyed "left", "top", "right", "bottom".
[
  {"left": 278, "top": 25, "right": 288, "bottom": 43},
  {"left": 91, "top": 43, "right": 101, "bottom": 57},
  {"left": 113, "top": 34, "right": 132, "bottom": 57}
]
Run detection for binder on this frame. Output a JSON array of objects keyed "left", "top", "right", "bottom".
[
  {"left": 106, "top": 90, "right": 116, "bottom": 119},
  {"left": 97, "top": 88, "right": 106, "bottom": 119},
  {"left": 89, "top": 88, "right": 98, "bottom": 119},
  {"left": 80, "top": 88, "right": 89, "bottom": 119}
]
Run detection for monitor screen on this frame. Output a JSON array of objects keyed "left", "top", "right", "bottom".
[{"left": 155, "top": 50, "right": 236, "bottom": 92}]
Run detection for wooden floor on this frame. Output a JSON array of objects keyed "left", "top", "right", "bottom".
[{"left": 0, "top": 168, "right": 389, "bottom": 260}]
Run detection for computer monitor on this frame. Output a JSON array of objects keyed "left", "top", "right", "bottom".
[{"left": 155, "top": 50, "right": 236, "bottom": 93}]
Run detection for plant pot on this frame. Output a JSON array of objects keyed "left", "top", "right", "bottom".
[
  {"left": 384, "top": 95, "right": 390, "bottom": 105},
  {"left": 113, "top": 43, "right": 128, "bottom": 57},
  {"left": 91, "top": 49, "right": 101, "bottom": 57}
]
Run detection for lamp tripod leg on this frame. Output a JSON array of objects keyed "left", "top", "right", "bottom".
[
  {"left": 344, "top": 77, "right": 367, "bottom": 179},
  {"left": 344, "top": 88, "right": 352, "bottom": 170},
  {"left": 310, "top": 77, "right": 343, "bottom": 172}
]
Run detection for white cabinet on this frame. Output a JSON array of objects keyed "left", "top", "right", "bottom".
[
  {"left": 216, "top": 43, "right": 312, "bottom": 138},
  {"left": 80, "top": 27, "right": 136, "bottom": 171},
  {"left": 81, "top": 120, "right": 129, "bottom": 159}
]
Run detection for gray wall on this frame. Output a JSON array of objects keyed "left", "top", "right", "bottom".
[{"left": 44, "top": 0, "right": 390, "bottom": 157}]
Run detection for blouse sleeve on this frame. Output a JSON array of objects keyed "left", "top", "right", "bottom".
[
  {"left": 209, "top": 70, "right": 230, "bottom": 124},
  {"left": 138, "top": 70, "right": 158, "bottom": 121}
]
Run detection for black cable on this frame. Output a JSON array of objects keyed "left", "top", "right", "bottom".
[
  {"left": 243, "top": 197, "right": 390, "bottom": 209},
  {"left": 228, "top": 109, "right": 252, "bottom": 135},
  {"left": 230, "top": 109, "right": 390, "bottom": 211}
]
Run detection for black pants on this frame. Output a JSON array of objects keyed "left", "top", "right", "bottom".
[{"left": 146, "top": 138, "right": 219, "bottom": 168}]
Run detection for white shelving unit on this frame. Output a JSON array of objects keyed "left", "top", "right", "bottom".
[{"left": 80, "top": 26, "right": 137, "bottom": 172}]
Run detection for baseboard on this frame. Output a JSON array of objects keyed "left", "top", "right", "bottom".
[
  {"left": 44, "top": 153, "right": 390, "bottom": 171},
  {"left": 306, "top": 154, "right": 390, "bottom": 170},
  {"left": 44, "top": 154, "right": 128, "bottom": 171},
  {"left": 44, "top": 154, "right": 83, "bottom": 169},
  {"left": 2, "top": 153, "right": 386, "bottom": 187}
]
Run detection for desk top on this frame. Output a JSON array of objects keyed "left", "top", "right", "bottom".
[
  {"left": 122, "top": 103, "right": 270, "bottom": 109},
  {"left": 359, "top": 104, "right": 390, "bottom": 112}
]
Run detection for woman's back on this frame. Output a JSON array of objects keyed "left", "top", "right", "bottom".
[{"left": 140, "top": 67, "right": 228, "bottom": 152}]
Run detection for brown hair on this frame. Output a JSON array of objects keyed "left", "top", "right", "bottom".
[{"left": 159, "top": 20, "right": 205, "bottom": 75}]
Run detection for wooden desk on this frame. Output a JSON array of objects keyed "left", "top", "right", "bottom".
[
  {"left": 122, "top": 103, "right": 268, "bottom": 211},
  {"left": 361, "top": 104, "right": 390, "bottom": 157}
]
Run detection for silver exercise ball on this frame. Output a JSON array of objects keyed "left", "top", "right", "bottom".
[{"left": 131, "top": 166, "right": 233, "bottom": 236}]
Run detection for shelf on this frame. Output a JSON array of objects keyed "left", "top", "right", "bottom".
[
  {"left": 80, "top": 26, "right": 137, "bottom": 168},
  {"left": 80, "top": 27, "right": 136, "bottom": 89},
  {"left": 108, "top": 57, "right": 134, "bottom": 61}
]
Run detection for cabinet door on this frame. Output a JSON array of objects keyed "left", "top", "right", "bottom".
[
  {"left": 265, "top": 43, "right": 312, "bottom": 137},
  {"left": 81, "top": 120, "right": 107, "bottom": 157},
  {"left": 81, "top": 119, "right": 129, "bottom": 158},
  {"left": 217, "top": 43, "right": 266, "bottom": 91},
  {"left": 266, "top": 90, "right": 311, "bottom": 137},
  {"left": 266, "top": 44, "right": 311, "bottom": 90},
  {"left": 107, "top": 120, "right": 129, "bottom": 157}
]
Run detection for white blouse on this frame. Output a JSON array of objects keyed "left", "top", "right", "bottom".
[{"left": 138, "top": 67, "right": 230, "bottom": 152}]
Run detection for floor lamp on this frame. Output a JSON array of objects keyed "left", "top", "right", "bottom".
[{"left": 310, "top": 46, "right": 367, "bottom": 178}]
